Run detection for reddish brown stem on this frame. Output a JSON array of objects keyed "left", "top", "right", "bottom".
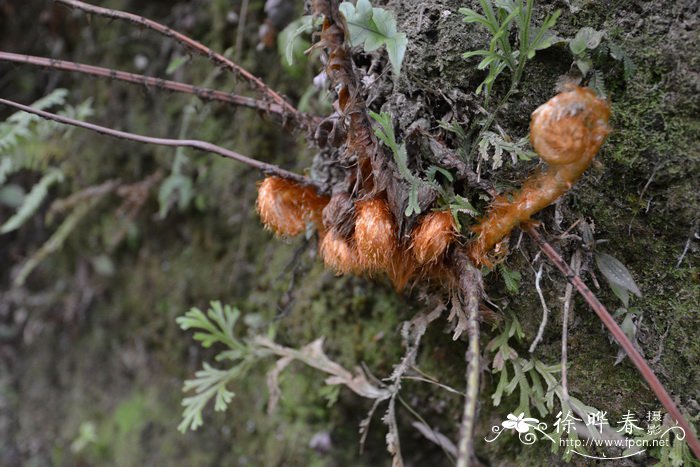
[
  {"left": 525, "top": 224, "right": 700, "bottom": 460},
  {"left": 314, "top": 1, "right": 379, "bottom": 193},
  {"left": 53, "top": 0, "right": 311, "bottom": 128},
  {"left": 0, "top": 51, "right": 283, "bottom": 114},
  {"left": 0, "top": 97, "right": 322, "bottom": 191}
]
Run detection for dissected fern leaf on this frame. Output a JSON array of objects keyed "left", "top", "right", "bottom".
[
  {"left": 0, "top": 88, "right": 68, "bottom": 153},
  {"left": 0, "top": 168, "right": 64, "bottom": 234}
]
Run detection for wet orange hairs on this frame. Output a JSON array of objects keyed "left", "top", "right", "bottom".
[
  {"left": 256, "top": 176, "right": 329, "bottom": 236},
  {"left": 410, "top": 211, "right": 457, "bottom": 265},
  {"left": 468, "top": 86, "right": 611, "bottom": 266},
  {"left": 319, "top": 230, "right": 361, "bottom": 275},
  {"left": 354, "top": 198, "right": 397, "bottom": 271}
]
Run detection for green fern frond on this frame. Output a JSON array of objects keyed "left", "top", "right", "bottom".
[
  {"left": 0, "top": 168, "right": 64, "bottom": 234},
  {"left": 369, "top": 111, "right": 424, "bottom": 216},
  {"left": 177, "top": 301, "right": 255, "bottom": 432},
  {"left": 461, "top": 1, "right": 561, "bottom": 104},
  {"left": 176, "top": 301, "right": 241, "bottom": 350},
  {"left": 0, "top": 88, "right": 68, "bottom": 153},
  {"left": 178, "top": 363, "right": 240, "bottom": 432}
]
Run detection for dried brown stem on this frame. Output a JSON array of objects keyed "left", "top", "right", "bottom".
[
  {"left": 528, "top": 262, "right": 550, "bottom": 353},
  {"left": 53, "top": 0, "right": 311, "bottom": 129},
  {"left": 0, "top": 97, "right": 321, "bottom": 191},
  {"left": 560, "top": 249, "right": 580, "bottom": 404},
  {"left": 426, "top": 137, "right": 495, "bottom": 195},
  {"left": 314, "top": 1, "right": 380, "bottom": 193},
  {"left": 0, "top": 51, "right": 283, "bottom": 114},
  {"left": 48, "top": 178, "right": 121, "bottom": 218},
  {"left": 454, "top": 254, "right": 483, "bottom": 467},
  {"left": 525, "top": 224, "right": 700, "bottom": 460}
]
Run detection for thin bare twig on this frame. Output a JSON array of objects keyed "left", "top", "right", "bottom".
[
  {"left": 425, "top": 137, "right": 496, "bottom": 195},
  {"left": 53, "top": 0, "right": 310, "bottom": 128},
  {"left": 0, "top": 51, "right": 284, "bottom": 114},
  {"left": 676, "top": 235, "right": 692, "bottom": 268},
  {"left": 403, "top": 399, "right": 458, "bottom": 462},
  {"left": 234, "top": 0, "right": 250, "bottom": 64},
  {"left": 109, "top": 170, "right": 164, "bottom": 251},
  {"left": 529, "top": 263, "right": 550, "bottom": 353},
  {"left": 560, "top": 249, "right": 581, "bottom": 404},
  {"left": 525, "top": 224, "right": 700, "bottom": 460},
  {"left": 456, "top": 262, "right": 482, "bottom": 467},
  {"left": 0, "top": 97, "right": 321, "bottom": 191},
  {"left": 48, "top": 178, "right": 121, "bottom": 217},
  {"left": 401, "top": 375, "right": 466, "bottom": 397}
]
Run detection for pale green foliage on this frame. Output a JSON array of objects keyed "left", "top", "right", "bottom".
[
  {"left": 339, "top": 0, "right": 407, "bottom": 76},
  {"left": 498, "top": 264, "right": 522, "bottom": 294},
  {"left": 70, "top": 421, "right": 99, "bottom": 454},
  {"left": 371, "top": 111, "right": 481, "bottom": 222},
  {"left": 0, "top": 89, "right": 98, "bottom": 285},
  {"left": 166, "top": 55, "right": 189, "bottom": 75},
  {"left": 425, "top": 166, "right": 480, "bottom": 226},
  {"left": 176, "top": 302, "right": 256, "bottom": 432},
  {"left": 177, "top": 301, "right": 240, "bottom": 349},
  {"left": 158, "top": 79, "right": 216, "bottom": 219},
  {"left": 568, "top": 26, "right": 606, "bottom": 97},
  {"left": 642, "top": 414, "right": 699, "bottom": 467},
  {"left": 477, "top": 130, "right": 536, "bottom": 169},
  {"left": 179, "top": 363, "right": 239, "bottom": 432},
  {"left": 0, "top": 157, "right": 12, "bottom": 185},
  {"left": 460, "top": 0, "right": 561, "bottom": 103},
  {"left": 567, "top": 27, "right": 636, "bottom": 97},
  {"left": 484, "top": 313, "right": 670, "bottom": 460},
  {"left": 547, "top": 392, "right": 607, "bottom": 460},
  {"left": 158, "top": 173, "right": 193, "bottom": 218},
  {"left": 582, "top": 222, "right": 645, "bottom": 364},
  {"left": 611, "top": 306, "right": 642, "bottom": 365},
  {"left": 281, "top": 16, "right": 314, "bottom": 67},
  {"left": 369, "top": 111, "right": 423, "bottom": 216},
  {"left": 457, "top": 0, "right": 561, "bottom": 171},
  {"left": 568, "top": 27, "right": 636, "bottom": 79},
  {"left": 445, "top": 195, "right": 479, "bottom": 228},
  {"left": 0, "top": 89, "right": 68, "bottom": 152},
  {"left": 568, "top": 26, "right": 604, "bottom": 76},
  {"left": 487, "top": 316, "right": 556, "bottom": 416},
  {"left": 569, "top": 27, "right": 603, "bottom": 54},
  {"left": 176, "top": 301, "right": 394, "bottom": 436},
  {"left": 13, "top": 194, "right": 102, "bottom": 287},
  {"left": 1, "top": 169, "right": 64, "bottom": 234},
  {"left": 0, "top": 89, "right": 93, "bottom": 236},
  {"left": 595, "top": 252, "right": 642, "bottom": 302},
  {"left": 597, "top": 250, "right": 643, "bottom": 365}
]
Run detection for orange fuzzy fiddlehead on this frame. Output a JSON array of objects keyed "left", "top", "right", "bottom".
[
  {"left": 319, "top": 230, "right": 361, "bottom": 275},
  {"left": 468, "top": 86, "right": 611, "bottom": 266},
  {"left": 256, "top": 176, "right": 329, "bottom": 236},
  {"left": 411, "top": 211, "right": 457, "bottom": 265},
  {"left": 354, "top": 198, "right": 397, "bottom": 272}
]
